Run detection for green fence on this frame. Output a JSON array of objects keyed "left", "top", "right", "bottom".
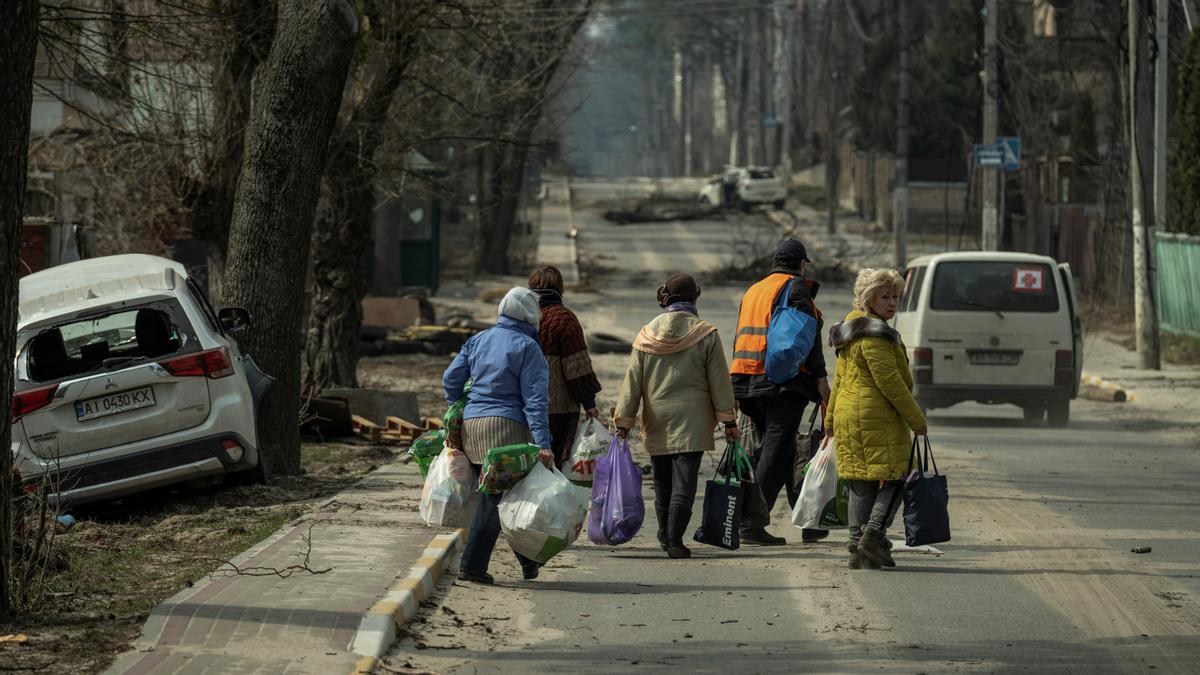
[{"left": 1156, "top": 232, "right": 1200, "bottom": 337}]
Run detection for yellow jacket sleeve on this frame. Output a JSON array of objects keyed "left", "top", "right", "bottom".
[
  {"left": 861, "top": 337, "right": 927, "bottom": 431},
  {"left": 824, "top": 352, "right": 843, "bottom": 432}
]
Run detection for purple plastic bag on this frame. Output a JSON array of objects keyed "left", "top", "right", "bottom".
[{"left": 587, "top": 437, "right": 645, "bottom": 545}]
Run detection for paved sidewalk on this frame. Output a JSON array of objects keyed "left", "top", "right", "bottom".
[
  {"left": 107, "top": 461, "right": 446, "bottom": 675},
  {"left": 1080, "top": 330, "right": 1200, "bottom": 416}
]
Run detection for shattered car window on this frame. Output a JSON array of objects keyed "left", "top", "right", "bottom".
[{"left": 16, "top": 300, "right": 198, "bottom": 388}]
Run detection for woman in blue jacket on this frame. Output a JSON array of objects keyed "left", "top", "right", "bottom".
[{"left": 443, "top": 287, "right": 555, "bottom": 584}]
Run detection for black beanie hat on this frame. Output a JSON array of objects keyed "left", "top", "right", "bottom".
[{"left": 656, "top": 272, "right": 702, "bottom": 307}]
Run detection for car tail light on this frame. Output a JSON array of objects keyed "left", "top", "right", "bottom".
[
  {"left": 159, "top": 347, "right": 235, "bottom": 379},
  {"left": 913, "top": 348, "right": 933, "bottom": 367},
  {"left": 12, "top": 384, "right": 59, "bottom": 421}
]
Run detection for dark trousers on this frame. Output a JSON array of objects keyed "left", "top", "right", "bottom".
[
  {"left": 549, "top": 412, "right": 580, "bottom": 468},
  {"left": 459, "top": 463, "right": 537, "bottom": 575},
  {"left": 650, "top": 452, "right": 703, "bottom": 539},
  {"left": 737, "top": 391, "right": 809, "bottom": 517}
]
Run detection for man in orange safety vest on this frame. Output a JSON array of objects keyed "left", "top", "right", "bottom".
[{"left": 730, "top": 238, "right": 830, "bottom": 546}]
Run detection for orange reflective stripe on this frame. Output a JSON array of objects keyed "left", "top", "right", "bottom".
[{"left": 729, "top": 274, "right": 795, "bottom": 375}]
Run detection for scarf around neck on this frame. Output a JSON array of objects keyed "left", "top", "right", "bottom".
[{"left": 665, "top": 301, "right": 698, "bottom": 316}]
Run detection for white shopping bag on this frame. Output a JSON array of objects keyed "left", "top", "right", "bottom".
[
  {"left": 564, "top": 418, "right": 612, "bottom": 485},
  {"left": 499, "top": 463, "right": 589, "bottom": 563},
  {"left": 791, "top": 436, "right": 839, "bottom": 530},
  {"left": 419, "top": 447, "right": 475, "bottom": 527}
]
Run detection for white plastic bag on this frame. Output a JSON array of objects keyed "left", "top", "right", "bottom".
[
  {"left": 498, "top": 463, "right": 589, "bottom": 563},
  {"left": 419, "top": 447, "right": 475, "bottom": 527},
  {"left": 564, "top": 418, "right": 612, "bottom": 485},
  {"left": 791, "top": 436, "right": 839, "bottom": 530}
]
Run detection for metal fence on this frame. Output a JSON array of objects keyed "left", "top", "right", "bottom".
[{"left": 1156, "top": 232, "right": 1200, "bottom": 337}]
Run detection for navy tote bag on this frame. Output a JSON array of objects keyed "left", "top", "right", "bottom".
[{"left": 902, "top": 436, "right": 951, "bottom": 547}]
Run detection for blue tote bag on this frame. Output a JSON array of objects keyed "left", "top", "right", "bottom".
[
  {"left": 902, "top": 436, "right": 951, "bottom": 547},
  {"left": 765, "top": 278, "right": 818, "bottom": 385}
]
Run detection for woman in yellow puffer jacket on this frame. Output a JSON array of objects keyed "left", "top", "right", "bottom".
[{"left": 824, "top": 268, "right": 928, "bottom": 569}]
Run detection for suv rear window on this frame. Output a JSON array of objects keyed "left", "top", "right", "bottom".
[
  {"left": 930, "top": 261, "right": 1059, "bottom": 313},
  {"left": 16, "top": 299, "right": 198, "bottom": 387}
]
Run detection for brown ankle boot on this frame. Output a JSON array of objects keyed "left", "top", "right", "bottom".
[{"left": 857, "top": 528, "right": 896, "bottom": 568}]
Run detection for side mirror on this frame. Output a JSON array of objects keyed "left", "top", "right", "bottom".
[{"left": 218, "top": 307, "right": 252, "bottom": 334}]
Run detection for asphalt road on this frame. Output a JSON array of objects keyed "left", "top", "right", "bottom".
[{"left": 387, "top": 191, "right": 1200, "bottom": 673}]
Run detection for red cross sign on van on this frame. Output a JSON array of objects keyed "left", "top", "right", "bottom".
[{"left": 1012, "top": 266, "right": 1044, "bottom": 292}]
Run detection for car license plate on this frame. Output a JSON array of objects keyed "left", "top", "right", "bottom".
[
  {"left": 968, "top": 351, "right": 1021, "bottom": 366},
  {"left": 75, "top": 386, "right": 156, "bottom": 421}
]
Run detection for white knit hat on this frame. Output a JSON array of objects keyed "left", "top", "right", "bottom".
[{"left": 498, "top": 287, "right": 541, "bottom": 326}]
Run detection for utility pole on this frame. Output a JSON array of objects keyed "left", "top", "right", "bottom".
[
  {"left": 981, "top": 0, "right": 999, "bottom": 251},
  {"left": 826, "top": 2, "right": 840, "bottom": 235},
  {"left": 893, "top": 0, "right": 910, "bottom": 269},
  {"left": 778, "top": 2, "right": 797, "bottom": 186},
  {"left": 1130, "top": 0, "right": 1162, "bottom": 369}
]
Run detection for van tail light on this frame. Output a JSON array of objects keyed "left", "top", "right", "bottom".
[
  {"left": 912, "top": 347, "right": 933, "bottom": 384},
  {"left": 1055, "top": 349, "right": 1075, "bottom": 386},
  {"left": 12, "top": 384, "right": 59, "bottom": 421},
  {"left": 158, "top": 347, "right": 235, "bottom": 379}
]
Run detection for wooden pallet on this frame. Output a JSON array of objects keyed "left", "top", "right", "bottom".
[{"left": 350, "top": 415, "right": 382, "bottom": 443}]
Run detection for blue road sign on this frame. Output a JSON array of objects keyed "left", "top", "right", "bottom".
[
  {"left": 998, "top": 136, "right": 1021, "bottom": 170},
  {"left": 974, "top": 143, "right": 1003, "bottom": 167}
]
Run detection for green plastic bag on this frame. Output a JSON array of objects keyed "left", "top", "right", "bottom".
[
  {"left": 408, "top": 430, "right": 446, "bottom": 478},
  {"left": 442, "top": 383, "right": 472, "bottom": 440},
  {"left": 801, "top": 461, "right": 849, "bottom": 527},
  {"left": 479, "top": 443, "right": 541, "bottom": 494},
  {"left": 819, "top": 479, "right": 850, "bottom": 527}
]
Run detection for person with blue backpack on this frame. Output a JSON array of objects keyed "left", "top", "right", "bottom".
[{"left": 730, "top": 239, "right": 829, "bottom": 546}]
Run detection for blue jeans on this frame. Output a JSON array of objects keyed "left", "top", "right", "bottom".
[{"left": 459, "top": 463, "right": 538, "bottom": 575}]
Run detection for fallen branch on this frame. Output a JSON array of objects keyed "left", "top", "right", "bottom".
[{"left": 189, "top": 522, "right": 333, "bottom": 579}]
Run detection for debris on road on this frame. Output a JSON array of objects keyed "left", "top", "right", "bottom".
[
  {"left": 1131, "top": 546, "right": 1152, "bottom": 554},
  {"left": 588, "top": 332, "right": 632, "bottom": 354},
  {"left": 601, "top": 195, "right": 720, "bottom": 225}
]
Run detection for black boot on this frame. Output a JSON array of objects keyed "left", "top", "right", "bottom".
[
  {"left": 666, "top": 507, "right": 692, "bottom": 559},
  {"left": 655, "top": 504, "right": 670, "bottom": 551}
]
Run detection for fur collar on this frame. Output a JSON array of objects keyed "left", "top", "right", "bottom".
[{"left": 828, "top": 314, "right": 900, "bottom": 349}]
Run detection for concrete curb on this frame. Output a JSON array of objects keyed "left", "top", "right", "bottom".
[
  {"left": 1079, "top": 370, "right": 1135, "bottom": 402},
  {"left": 351, "top": 528, "right": 466, "bottom": 674}
]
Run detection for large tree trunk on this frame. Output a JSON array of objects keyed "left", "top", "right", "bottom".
[
  {"left": 0, "top": 0, "right": 39, "bottom": 617},
  {"left": 303, "top": 5, "right": 421, "bottom": 394},
  {"left": 222, "top": 0, "right": 359, "bottom": 477},
  {"left": 187, "top": 0, "right": 275, "bottom": 302}
]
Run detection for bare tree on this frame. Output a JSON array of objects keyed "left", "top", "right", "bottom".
[
  {"left": 1, "top": 0, "right": 40, "bottom": 616},
  {"left": 478, "top": 0, "right": 596, "bottom": 275},
  {"left": 303, "top": 0, "right": 435, "bottom": 393},
  {"left": 221, "top": 0, "right": 360, "bottom": 477}
]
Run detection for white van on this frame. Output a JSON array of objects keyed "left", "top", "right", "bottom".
[{"left": 892, "top": 252, "right": 1083, "bottom": 426}]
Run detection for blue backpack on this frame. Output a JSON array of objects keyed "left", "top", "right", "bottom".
[{"left": 765, "top": 277, "right": 818, "bottom": 385}]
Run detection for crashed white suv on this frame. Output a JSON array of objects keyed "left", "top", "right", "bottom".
[{"left": 13, "top": 254, "right": 271, "bottom": 504}]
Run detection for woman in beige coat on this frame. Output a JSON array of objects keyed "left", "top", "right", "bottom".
[{"left": 614, "top": 273, "right": 739, "bottom": 559}]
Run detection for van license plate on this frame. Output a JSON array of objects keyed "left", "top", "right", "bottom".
[
  {"left": 75, "top": 386, "right": 156, "bottom": 421},
  {"left": 968, "top": 351, "right": 1021, "bottom": 366}
]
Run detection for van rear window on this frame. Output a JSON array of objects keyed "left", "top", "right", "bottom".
[{"left": 930, "top": 262, "right": 1059, "bottom": 313}]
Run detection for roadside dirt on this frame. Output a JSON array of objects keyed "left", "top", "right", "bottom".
[{"left": 0, "top": 354, "right": 446, "bottom": 674}]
